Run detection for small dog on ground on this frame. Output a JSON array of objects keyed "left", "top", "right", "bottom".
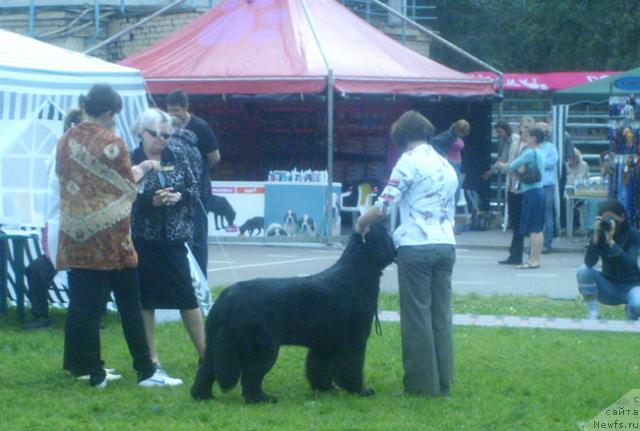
[
  {"left": 265, "top": 223, "right": 288, "bottom": 237},
  {"left": 206, "top": 195, "right": 236, "bottom": 230},
  {"left": 239, "top": 217, "right": 264, "bottom": 236},
  {"left": 191, "top": 224, "right": 396, "bottom": 404}
]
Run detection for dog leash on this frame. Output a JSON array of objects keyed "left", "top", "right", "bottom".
[
  {"left": 374, "top": 310, "right": 383, "bottom": 336},
  {"left": 198, "top": 196, "right": 240, "bottom": 284}
]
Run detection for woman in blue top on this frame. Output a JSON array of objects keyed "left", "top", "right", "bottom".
[{"left": 496, "top": 126, "right": 546, "bottom": 269}]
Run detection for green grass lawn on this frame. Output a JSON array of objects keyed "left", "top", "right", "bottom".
[{"left": 1, "top": 295, "right": 638, "bottom": 431}]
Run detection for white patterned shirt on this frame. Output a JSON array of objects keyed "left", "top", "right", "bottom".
[{"left": 375, "top": 143, "right": 458, "bottom": 247}]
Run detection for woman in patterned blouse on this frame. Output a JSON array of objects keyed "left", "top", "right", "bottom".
[
  {"left": 57, "top": 84, "right": 177, "bottom": 388},
  {"left": 356, "top": 111, "right": 458, "bottom": 397}
]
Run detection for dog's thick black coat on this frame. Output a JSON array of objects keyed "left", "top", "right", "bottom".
[
  {"left": 191, "top": 224, "right": 396, "bottom": 404},
  {"left": 206, "top": 195, "right": 236, "bottom": 230}
]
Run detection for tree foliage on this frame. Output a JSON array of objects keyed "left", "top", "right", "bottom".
[{"left": 427, "top": 0, "right": 640, "bottom": 72}]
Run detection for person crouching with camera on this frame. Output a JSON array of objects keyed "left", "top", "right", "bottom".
[{"left": 577, "top": 199, "right": 640, "bottom": 320}]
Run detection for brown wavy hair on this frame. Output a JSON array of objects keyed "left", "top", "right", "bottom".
[{"left": 390, "top": 111, "right": 435, "bottom": 151}]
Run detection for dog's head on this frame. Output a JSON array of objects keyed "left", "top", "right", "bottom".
[
  {"left": 283, "top": 210, "right": 297, "bottom": 226},
  {"left": 298, "top": 214, "right": 316, "bottom": 234},
  {"left": 266, "top": 223, "right": 288, "bottom": 237},
  {"left": 227, "top": 208, "right": 236, "bottom": 225},
  {"left": 361, "top": 224, "right": 396, "bottom": 269}
]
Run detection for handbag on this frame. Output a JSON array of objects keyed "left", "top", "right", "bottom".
[
  {"left": 185, "top": 243, "right": 214, "bottom": 317},
  {"left": 520, "top": 150, "right": 541, "bottom": 184}
]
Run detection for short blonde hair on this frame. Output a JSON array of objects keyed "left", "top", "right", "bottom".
[
  {"left": 452, "top": 119, "right": 470, "bottom": 137},
  {"left": 134, "top": 108, "right": 171, "bottom": 138}
]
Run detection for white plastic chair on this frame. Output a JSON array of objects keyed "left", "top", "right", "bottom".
[
  {"left": 340, "top": 183, "right": 374, "bottom": 228},
  {"left": 456, "top": 189, "right": 471, "bottom": 226}
]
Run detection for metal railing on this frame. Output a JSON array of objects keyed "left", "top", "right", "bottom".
[
  {"left": 340, "top": 0, "right": 436, "bottom": 45},
  {"left": 17, "top": 0, "right": 219, "bottom": 38},
  {"left": 340, "top": 0, "right": 437, "bottom": 28}
]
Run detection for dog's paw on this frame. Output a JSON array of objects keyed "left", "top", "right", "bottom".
[
  {"left": 359, "top": 387, "right": 375, "bottom": 397},
  {"left": 191, "top": 386, "right": 214, "bottom": 400}
]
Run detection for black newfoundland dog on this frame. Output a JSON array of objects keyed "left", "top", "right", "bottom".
[{"left": 191, "top": 224, "right": 396, "bottom": 404}]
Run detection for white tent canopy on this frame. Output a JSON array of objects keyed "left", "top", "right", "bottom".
[{"left": 0, "top": 29, "right": 149, "bottom": 226}]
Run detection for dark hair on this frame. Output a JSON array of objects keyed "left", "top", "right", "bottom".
[
  {"left": 527, "top": 126, "right": 545, "bottom": 144},
  {"left": 79, "top": 84, "right": 122, "bottom": 117},
  {"left": 390, "top": 111, "right": 435, "bottom": 151},
  {"left": 166, "top": 90, "right": 189, "bottom": 108},
  {"left": 598, "top": 199, "right": 626, "bottom": 217},
  {"left": 64, "top": 108, "right": 84, "bottom": 132},
  {"left": 494, "top": 120, "right": 512, "bottom": 136}
]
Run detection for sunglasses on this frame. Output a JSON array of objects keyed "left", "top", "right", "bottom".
[{"left": 145, "top": 128, "right": 172, "bottom": 140}]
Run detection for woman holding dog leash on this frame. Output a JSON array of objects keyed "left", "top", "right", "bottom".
[
  {"left": 131, "top": 108, "right": 204, "bottom": 385},
  {"left": 356, "top": 110, "right": 458, "bottom": 398}
]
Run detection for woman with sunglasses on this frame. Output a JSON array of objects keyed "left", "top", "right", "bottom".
[{"left": 131, "top": 108, "right": 203, "bottom": 382}]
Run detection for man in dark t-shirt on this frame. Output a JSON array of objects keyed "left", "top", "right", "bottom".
[{"left": 167, "top": 90, "right": 221, "bottom": 277}]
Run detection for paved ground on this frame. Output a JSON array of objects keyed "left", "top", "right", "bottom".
[
  {"left": 207, "top": 229, "right": 588, "bottom": 299},
  {"left": 152, "top": 230, "right": 640, "bottom": 332}
]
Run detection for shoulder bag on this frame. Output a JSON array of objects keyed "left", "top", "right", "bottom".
[{"left": 520, "top": 149, "right": 541, "bottom": 185}]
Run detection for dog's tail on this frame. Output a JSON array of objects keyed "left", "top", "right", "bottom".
[{"left": 213, "top": 326, "right": 242, "bottom": 392}]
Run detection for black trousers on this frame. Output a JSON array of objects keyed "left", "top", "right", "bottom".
[
  {"left": 25, "top": 255, "right": 56, "bottom": 318},
  {"left": 507, "top": 192, "right": 524, "bottom": 263},
  {"left": 192, "top": 201, "right": 209, "bottom": 278},
  {"left": 63, "top": 268, "right": 154, "bottom": 379}
]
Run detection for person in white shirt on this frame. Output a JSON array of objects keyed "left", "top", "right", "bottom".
[{"left": 356, "top": 111, "right": 457, "bottom": 397}]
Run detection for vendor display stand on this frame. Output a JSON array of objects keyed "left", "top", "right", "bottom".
[
  {"left": 264, "top": 182, "right": 342, "bottom": 238},
  {"left": 608, "top": 87, "right": 640, "bottom": 224}
]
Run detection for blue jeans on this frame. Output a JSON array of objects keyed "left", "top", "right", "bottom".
[
  {"left": 543, "top": 185, "right": 555, "bottom": 250},
  {"left": 576, "top": 265, "right": 640, "bottom": 318}
]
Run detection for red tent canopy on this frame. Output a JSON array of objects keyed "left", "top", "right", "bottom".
[
  {"left": 121, "top": 0, "right": 494, "bottom": 96},
  {"left": 467, "top": 71, "right": 619, "bottom": 92}
]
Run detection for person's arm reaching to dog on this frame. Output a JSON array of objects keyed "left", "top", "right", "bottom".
[{"left": 356, "top": 155, "right": 414, "bottom": 234}]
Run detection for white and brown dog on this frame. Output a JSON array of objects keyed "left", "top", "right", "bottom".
[
  {"left": 298, "top": 214, "right": 317, "bottom": 237},
  {"left": 283, "top": 210, "right": 298, "bottom": 236}
]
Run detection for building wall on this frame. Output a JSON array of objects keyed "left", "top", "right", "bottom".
[{"left": 0, "top": 7, "right": 204, "bottom": 62}]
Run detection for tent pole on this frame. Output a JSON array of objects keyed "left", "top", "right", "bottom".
[
  {"left": 299, "top": 0, "right": 335, "bottom": 244},
  {"left": 326, "top": 69, "right": 335, "bottom": 244},
  {"left": 369, "top": 0, "right": 502, "bottom": 77}
]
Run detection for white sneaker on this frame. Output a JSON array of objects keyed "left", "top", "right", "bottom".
[
  {"left": 77, "top": 368, "right": 122, "bottom": 381},
  {"left": 625, "top": 305, "right": 637, "bottom": 321},
  {"left": 586, "top": 309, "right": 601, "bottom": 320},
  {"left": 93, "top": 376, "right": 108, "bottom": 390},
  {"left": 138, "top": 369, "right": 183, "bottom": 387}
]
